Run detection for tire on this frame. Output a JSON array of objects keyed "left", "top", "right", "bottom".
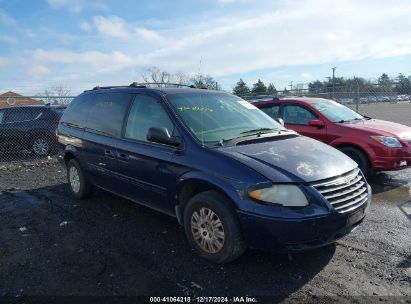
[
  {"left": 339, "top": 146, "right": 371, "bottom": 176},
  {"left": 183, "top": 190, "right": 246, "bottom": 264},
  {"left": 31, "top": 134, "right": 51, "bottom": 157},
  {"left": 66, "top": 158, "right": 93, "bottom": 199}
]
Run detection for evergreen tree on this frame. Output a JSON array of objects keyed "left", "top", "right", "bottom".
[
  {"left": 232, "top": 79, "right": 250, "bottom": 96},
  {"left": 251, "top": 79, "right": 267, "bottom": 95},
  {"left": 395, "top": 73, "right": 411, "bottom": 94},
  {"left": 267, "top": 83, "right": 277, "bottom": 95}
]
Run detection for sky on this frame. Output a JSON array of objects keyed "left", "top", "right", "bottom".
[{"left": 1, "top": 0, "right": 411, "bottom": 95}]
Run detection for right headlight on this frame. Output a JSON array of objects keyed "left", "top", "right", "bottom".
[{"left": 248, "top": 184, "right": 309, "bottom": 207}]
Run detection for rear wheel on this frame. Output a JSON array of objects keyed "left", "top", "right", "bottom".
[
  {"left": 339, "top": 146, "right": 371, "bottom": 176},
  {"left": 183, "top": 190, "right": 245, "bottom": 264},
  {"left": 31, "top": 135, "right": 51, "bottom": 157},
  {"left": 67, "top": 158, "right": 93, "bottom": 199}
]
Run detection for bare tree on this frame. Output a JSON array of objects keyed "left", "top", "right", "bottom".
[
  {"left": 36, "top": 86, "right": 72, "bottom": 105},
  {"left": 190, "top": 73, "right": 221, "bottom": 90},
  {"left": 139, "top": 66, "right": 220, "bottom": 89},
  {"left": 141, "top": 66, "right": 172, "bottom": 86}
]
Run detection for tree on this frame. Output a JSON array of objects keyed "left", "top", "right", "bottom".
[
  {"left": 395, "top": 73, "right": 411, "bottom": 94},
  {"left": 308, "top": 80, "right": 324, "bottom": 93},
  {"left": 190, "top": 73, "right": 221, "bottom": 90},
  {"left": 377, "top": 73, "right": 392, "bottom": 93},
  {"left": 232, "top": 79, "right": 250, "bottom": 96},
  {"left": 282, "top": 87, "right": 290, "bottom": 95},
  {"left": 141, "top": 66, "right": 171, "bottom": 86},
  {"left": 36, "top": 86, "right": 72, "bottom": 105},
  {"left": 266, "top": 83, "right": 277, "bottom": 95},
  {"left": 251, "top": 79, "right": 267, "bottom": 95}
]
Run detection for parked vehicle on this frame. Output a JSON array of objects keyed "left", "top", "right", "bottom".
[
  {"left": 253, "top": 97, "right": 411, "bottom": 175},
  {"left": 0, "top": 105, "right": 65, "bottom": 156},
  {"left": 58, "top": 85, "right": 370, "bottom": 263}
]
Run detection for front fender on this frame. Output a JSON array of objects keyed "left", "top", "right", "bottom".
[
  {"left": 329, "top": 138, "right": 375, "bottom": 160},
  {"left": 173, "top": 171, "right": 257, "bottom": 220}
]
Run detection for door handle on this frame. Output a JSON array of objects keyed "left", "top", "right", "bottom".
[
  {"left": 117, "top": 152, "right": 129, "bottom": 162},
  {"left": 105, "top": 149, "right": 116, "bottom": 158}
]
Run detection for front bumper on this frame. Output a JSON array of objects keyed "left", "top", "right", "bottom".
[
  {"left": 237, "top": 201, "right": 368, "bottom": 252},
  {"left": 373, "top": 154, "right": 411, "bottom": 171}
]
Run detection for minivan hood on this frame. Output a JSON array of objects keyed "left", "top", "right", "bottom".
[
  {"left": 341, "top": 119, "right": 411, "bottom": 139},
  {"left": 217, "top": 135, "right": 357, "bottom": 183}
]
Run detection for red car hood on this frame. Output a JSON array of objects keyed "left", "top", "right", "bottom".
[{"left": 341, "top": 119, "right": 411, "bottom": 139}]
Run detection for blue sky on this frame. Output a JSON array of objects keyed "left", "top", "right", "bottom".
[{"left": 1, "top": 0, "right": 411, "bottom": 95}]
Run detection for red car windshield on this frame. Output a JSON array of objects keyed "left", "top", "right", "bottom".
[{"left": 312, "top": 100, "right": 364, "bottom": 122}]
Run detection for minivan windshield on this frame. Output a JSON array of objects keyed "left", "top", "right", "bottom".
[
  {"left": 167, "top": 92, "right": 285, "bottom": 144},
  {"left": 311, "top": 100, "right": 364, "bottom": 123}
]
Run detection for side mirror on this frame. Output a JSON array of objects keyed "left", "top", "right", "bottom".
[
  {"left": 276, "top": 118, "right": 285, "bottom": 126},
  {"left": 308, "top": 119, "right": 325, "bottom": 128},
  {"left": 147, "top": 127, "right": 182, "bottom": 147}
]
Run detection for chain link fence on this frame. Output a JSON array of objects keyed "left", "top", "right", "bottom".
[
  {"left": 240, "top": 81, "right": 411, "bottom": 126},
  {"left": 1, "top": 82, "right": 410, "bottom": 164},
  {"left": 0, "top": 95, "right": 74, "bottom": 163}
]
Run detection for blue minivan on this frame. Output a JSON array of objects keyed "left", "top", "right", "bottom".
[{"left": 57, "top": 84, "right": 371, "bottom": 263}]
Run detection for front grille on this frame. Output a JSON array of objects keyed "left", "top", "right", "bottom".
[{"left": 311, "top": 169, "right": 368, "bottom": 213}]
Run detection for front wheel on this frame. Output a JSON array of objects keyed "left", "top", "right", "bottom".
[
  {"left": 339, "top": 146, "right": 371, "bottom": 176},
  {"left": 183, "top": 190, "right": 245, "bottom": 264}
]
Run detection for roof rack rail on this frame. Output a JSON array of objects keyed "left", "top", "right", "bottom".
[
  {"left": 130, "top": 82, "right": 198, "bottom": 88},
  {"left": 88, "top": 82, "right": 200, "bottom": 92},
  {"left": 91, "top": 85, "right": 139, "bottom": 91},
  {"left": 242, "top": 95, "right": 280, "bottom": 101}
]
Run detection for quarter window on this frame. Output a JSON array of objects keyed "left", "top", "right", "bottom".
[
  {"left": 86, "top": 93, "right": 132, "bottom": 137},
  {"left": 283, "top": 105, "right": 317, "bottom": 125},
  {"left": 0, "top": 111, "right": 4, "bottom": 123},
  {"left": 125, "top": 95, "right": 174, "bottom": 143}
]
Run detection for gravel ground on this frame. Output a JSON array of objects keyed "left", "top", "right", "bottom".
[{"left": 0, "top": 159, "right": 410, "bottom": 303}]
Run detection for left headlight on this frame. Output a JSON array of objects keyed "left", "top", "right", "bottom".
[
  {"left": 248, "top": 184, "right": 309, "bottom": 207},
  {"left": 371, "top": 136, "right": 402, "bottom": 148}
]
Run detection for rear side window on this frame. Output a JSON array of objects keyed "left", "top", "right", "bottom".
[
  {"left": 86, "top": 93, "right": 132, "bottom": 137},
  {"left": 4, "top": 108, "right": 37, "bottom": 123},
  {"left": 259, "top": 105, "right": 280, "bottom": 119},
  {"left": 125, "top": 94, "right": 174, "bottom": 142},
  {"left": 0, "top": 110, "right": 4, "bottom": 123},
  {"left": 61, "top": 95, "right": 90, "bottom": 128}
]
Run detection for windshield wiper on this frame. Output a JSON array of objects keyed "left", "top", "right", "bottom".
[
  {"left": 217, "top": 128, "right": 285, "bottom": 146},
  {"left": 338, "top": 117, "right": 364, "bottom": 123},
  {"left": 240, "top": 128, "right": 279, "bottom": 135}
]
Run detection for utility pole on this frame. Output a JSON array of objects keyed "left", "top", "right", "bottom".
[
  {"left": 332, "top": 67, "right": 336, "bottom": 100},
  {"left": 289, "top": 81, "right": 293, "bottom": 94}
]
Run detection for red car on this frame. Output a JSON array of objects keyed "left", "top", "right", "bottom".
[{"left": 252, "top": 97, "right": 411, "bottom": 175}]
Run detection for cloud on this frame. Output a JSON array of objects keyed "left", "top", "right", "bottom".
[
  {"left": 0, "top": 57, "right": 10, "bottom": 66},
  {"left": 32, "top": 49, "right": 133, "bottom": 70},
  {"left": 93, "top": 16, "right": 129, "bottom": 38},
  {"left": 48, "top": 0, "right": 107, "bottom": 13},
  {"left": 217, "top": 0, "right": 249, "bottom": 3},
  {"left": 0, "top": 34, "right": 16, "bottom": 43},
  {"left": 5, "top": 0, "right": 411, "bottom": 93},
  {"left": 0, "top": 9, "right": 16, "bottom": 26},
  {"left": 27, "top": 64, "right": 51, "bottom": 79},
  {"left": 92, "top": 15, "right": 166, "bottom": 42},
  {"left": 48, "top": 0, "right": 82, "bottom": 12},
  {"left": 132, "top": 0, "right": 411, "bottom": 76},
  {"left": 134, "top": 27, "right": 165, "bottom": 42},
  {"left": 80, "top": 21, "right": 92, "bottom": 32}
]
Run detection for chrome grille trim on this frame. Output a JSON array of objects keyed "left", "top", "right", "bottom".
[{"left": 311, "top": 169, "right": 368, "bottom": 213}]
